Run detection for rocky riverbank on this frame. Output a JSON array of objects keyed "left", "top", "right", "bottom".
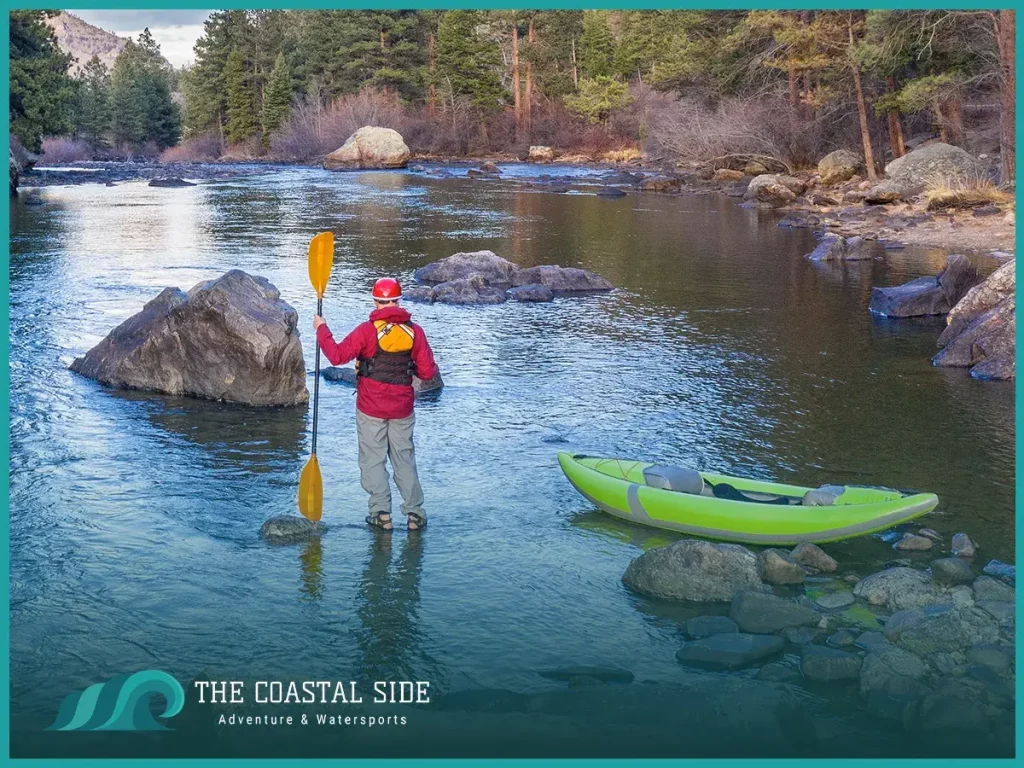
[{"left": 621, "top": 535, "right": 1014, "bottom": 743}]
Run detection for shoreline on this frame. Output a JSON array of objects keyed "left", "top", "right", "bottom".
[{"left": 14, "top": 157, "right": 1015, "bottom": 257}]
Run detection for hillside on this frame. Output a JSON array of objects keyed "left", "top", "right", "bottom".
[{"left": 45, "top": 12, "right": 127, "bottom": 72}]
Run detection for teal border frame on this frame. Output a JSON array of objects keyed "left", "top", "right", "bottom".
[{"left": 2, "top": 1, "right": 1019, "bottom": 765}]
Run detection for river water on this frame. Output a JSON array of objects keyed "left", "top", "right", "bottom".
[{"left": 8, "top": 165, "right": 1014, "bottom": 757}]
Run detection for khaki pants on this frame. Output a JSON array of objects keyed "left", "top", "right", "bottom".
[{"left": 356, "top": 410, "right": 425, "bottom": 520}]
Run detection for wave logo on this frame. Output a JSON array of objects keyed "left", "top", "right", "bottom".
[{"left": 48, "top": 670, "right": 185, "bottom": 731}]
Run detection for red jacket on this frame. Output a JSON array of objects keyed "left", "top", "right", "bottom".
[{"left": 315, "top": 305, "right": 437, "bottom": 420}]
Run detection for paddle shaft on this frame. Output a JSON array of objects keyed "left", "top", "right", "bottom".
[{"left": 311, "top": 297, "right": 322, "bottom": 455}]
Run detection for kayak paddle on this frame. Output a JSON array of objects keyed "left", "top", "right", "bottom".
[{"left": 298, "top": 231, "right": 335, "bottom": 521}]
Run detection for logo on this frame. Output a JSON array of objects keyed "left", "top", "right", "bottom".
[{"left": 48, "top": 670, "right": 185, "bottom": 731}]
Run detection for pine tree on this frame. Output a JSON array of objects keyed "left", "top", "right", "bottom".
[
  {"left": 261, "top": 51, "right": 292, "bottom": 139},
  {"left": 435, "top": 11, "right": 503, "bottom": 113},
  {"left": 75, "top": 56, "right": 112, "bottom": 148},
  {"left": 110, "top": 41, "right": 147, "bottom": 146},
  {"left": 108, "top": 31, "right": 180, "bottom": 150},
  {"left": 579, "top": 11, "right": 615, "bottom": 79},
  {"left": 224, "top": 47, "right": 258, "bottom": 144},
  {"left": 9, "top": 10, "right": 76, "bottom": 151}
]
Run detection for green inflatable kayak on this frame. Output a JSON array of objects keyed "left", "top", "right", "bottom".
[{"left": 558, "top": 453, "right": 938, "bottom": 545}]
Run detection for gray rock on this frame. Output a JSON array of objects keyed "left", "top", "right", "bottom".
[
  {"left": 782, "top": 626, "right": 821, "bottom": 646},
  {"left": 805, "top": 234, "right": 846, "bottom": 262},
  {"left": 70, "top": 271, "right": 307, "bottom": 406},
  {"left": 951, "top": 533, "right": 977, "bottom": 557},
  {"left": 854, "top": 568, "right": 944, "bottom": 611},
  {"left": 756, "top": 662, "right": 801, "bottom": 683},
  {"left": 975, "top": 600, "right": 1014, "bottom": 623},
  {"left": 402, "top": 286, "right": 435, "bottom": 303},
  {"left": 827, "top": 629, "right": 857, "bottom": 648},
  {"left": 729, "top": 590, "right": 821, "bottom": 634},
  {"left": 896, "top": 606, "right": 999, "bottom": 656},
  {"left": 934, "top": 260, "right": 1015, "bottom": 379},
  {"left": 790, "top": 542, "right": 838, "bottom": 572},
  {"left": 859, "top": 645, "right": 932, "bottom": 723},
  {"left": 981, "top": 559, "right": 1015, "bottom": 584},
  {"left": 883, "top": 609, "right": 926, "bottom": 642},
  {"left": 894, "top": 534, "right": 935, "bottom": 552},
  {"left": 259, "top": 515, "right": 326, "bottom": 544},
  {"left": 431, "top": 276, "right": 508, "bottom": 305},
  {"left": 869, "top": 254, "right": 980, "bottom": 318},
  {"left": 596, "top": 187, "right": 626, "bottom": 197},
  {"left": 756, "top": 549, "right": 806, "bottom": 585},
  {"left": 684, "top": 615, "right": 738, "bottom": 639},
  {"left": 860, "top": 644, "right": 929, "bottom": 693},
  {"left": 918, "top": 528, "right": 942, "bottom": 541},
  {"left": 818, "top": 149, "right": 864, "bottom": 185},
  {"left": 947, "top": 585, "right": 975, "bottom": 608},
  {"left": 507, "top": 284, "right": 554, "bottom": 302},
  {"left": 801, "top": 645, "right": 862, "bottom": 682},
  {"left": 973, "top": 575, "right": 1015, "bottom": 602},
  {"left": 854, "top": 631, "right": 888, "bottom": 650},
  {"left": 863, "top": 179, "right": 908, "bottom": 204},
  {"left": 639, "top": 175, "right": 682, "bottom": 192},
  {"left": 918, "top": 682, "right": 990, "bottom": 732},
  {"left": 511, "top": 265, "right": 613, "bottom": 293},
  {"left": 676, "top": 632, "right": 784, "bottom": 670},
  {"left": 538, "top": 666, "right": 634, "bottom": 684},
  {"left": 744, "top": 174, "right": 800, "bottom": 207},
  {"left": 149, "top": 177, "right": 197, "bottom": 187},
  {"left": 815, "top": 591, "right": 855, "bottom": 611},
  {"left": 322, "top": 365, "right": 443, "bottom": 395},
  {"left": 884, "top": 142, "right": 986, "bottom": 196},
  {"left": 622, "top": 539, "right": 762, "bottom": 602},
  {"left": 930, "top": 557, "right": 975, "bottom": 586},
  {"left": 966, "top": 643, "right": 1013, "bottom": 678},
  {"left": 415, "top": 250, "right": 519, "bottom": 286}
]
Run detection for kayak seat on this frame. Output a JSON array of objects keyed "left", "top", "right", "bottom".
[
  {"left": 711, "top": 482, "right": 795, "bottom": 505},
  {"left": 802, "top": 485, "right": 846, "bottom": 506},
  {"left": 643, "top": 465, "right": 705, "bottom": 495}
]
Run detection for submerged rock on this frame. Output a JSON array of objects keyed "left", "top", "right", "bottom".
[
  {"left": 729, "top": 590, "right": 821, "bottom": 634},
  {"left": 621, "top": 539, "right": 762, "bottom": 602},
  {"left": 70, "top": 270, "right": 307, "bottom": 406},
  {"left": 951, "top": 533, "right": 977, "bottom": 558},
  {"left": 815, "top": 591, "right": 855, "bottom": 611},
  {"left": 537, "top": 666, "right": 634, "bottom": 684},
  {"left": 894, "top": 533, "right": 934, "bottom": 551},
  {"left": 149, "top": 177, "right": 196, "bottom": 187},
  {"left": 596, "top": 187, "right": 627, "bottom": 198},
  {"left": 981, "top": 560, "right": 1015, "bottom": 584},
  {"left": 930, "top": 557, "right": 975, "bottom": 586},
  {"left": 806, "top": 234, "right": 875, "bottom": 262},
  {"left": 260, "top": 515, "right": 326, "bottom": 544},
  {"left": 322, "top": 365, "right": 443, "bottom": 395},
  {"left": 684, "top": 615, "right": 738, "bottom": 639},
  {"left": 324, "top": 126, "right": 410, "bottom": 170},
  {"left": 676, "top": 632, "right": 784, "bottom": 670},
  {"left": 507, "top": 284, "right": 554, "bottom": 302},
  {"left": 869, "top": 254, "right": 980, "bottom": 318},
  {"left": 801, "top": 645, "right": 862, "bottom": 681}
]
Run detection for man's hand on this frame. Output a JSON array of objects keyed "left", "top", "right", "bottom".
[{"left": 313, "top": 314, "right": 326, "bottom": 330}]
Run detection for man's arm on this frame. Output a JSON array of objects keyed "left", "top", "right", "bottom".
[
  {"left": 316, "top": 322, "right": 366, "bottom": 366},
  {"left": 411, "top": 328, "right": 437, "bottom": 380}
]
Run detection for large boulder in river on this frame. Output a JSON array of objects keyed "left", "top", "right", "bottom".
[
  {"left": 818, "top": 149, "right": 864, "bottom": 186},
  {"left": 529, "top": 145, "right": 555, "bottom": 163},
  {"left": 323, "top": 126, "right": 410, "bottom": 170},
  {"left": 622, "top": 539, "right": 762, "bottom": 602},
  {"left": 432, "top": 275, "right": 508, "bottom": 305},
  {"left": 70, "top": 270, "right": 307, "bottom": 406},
  {"left": 933, "top": 259, "right": 1015, "bottom": 380},
  {"left": 415, "top": 251, "right": 519, "bottom": 287},
  {"left": 868, "top": 254, "right": 980, "bottom": 317},
  {"left": 744, "top": 174, "right": 804, "bottom": 207}
]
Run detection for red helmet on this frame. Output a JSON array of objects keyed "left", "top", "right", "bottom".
[{"left": 372, "top": 277, "right": 402, "bottom": 301}]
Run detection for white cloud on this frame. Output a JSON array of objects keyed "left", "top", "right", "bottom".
[
  {"left": 75, "top": 10, "right": 213, "bottom": 68},
  {"left": 120, "top": 25, "right": 207, "bottom": 68}
]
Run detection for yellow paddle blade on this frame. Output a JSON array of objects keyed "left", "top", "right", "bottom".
[
  {"left": 308, "top": 231, "right": 334, "bottom": 299},
  {"left": 298, "top": 454, "right": 323, "bottom": 521}
]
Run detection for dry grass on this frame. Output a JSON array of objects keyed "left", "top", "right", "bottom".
[
  {"left": 924, "top": 179, "right": 1013, "bottom": 210},
  {"left": 602, "top": 147, "right": 642, "bottom": 163}
]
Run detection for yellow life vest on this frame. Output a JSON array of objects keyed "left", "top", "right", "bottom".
[{"left": 357, "top": 320, "right": 416, "bottom": 385}]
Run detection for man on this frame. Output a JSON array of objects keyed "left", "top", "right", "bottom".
[{"left": 313, "top": 277, "right": 436, "bottom": 531}]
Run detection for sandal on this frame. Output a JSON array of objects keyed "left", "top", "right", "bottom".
[
  {"left": 366, "top": 512, "right": 393, "bottom": 531},
  {"left": 407, "top": 512, "right": 426, "bottom": 531}
]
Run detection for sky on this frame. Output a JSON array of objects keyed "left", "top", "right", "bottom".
[{"left": 74, "top": 10, "right": 213, "bottom": 68}]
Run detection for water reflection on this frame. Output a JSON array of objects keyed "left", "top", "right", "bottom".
[{"left": 298, "top": 538, "right": 324, "bottom": 601}]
